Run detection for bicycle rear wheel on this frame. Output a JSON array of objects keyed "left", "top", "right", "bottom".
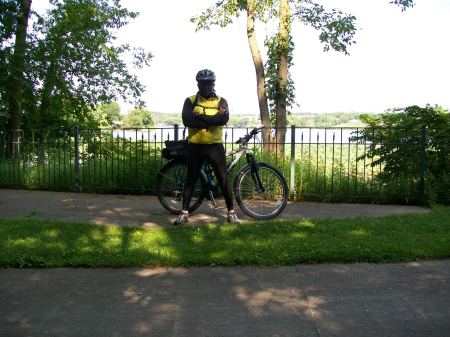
[
  {"left": 156, "top": 159, "right": 206, "bottom": 214},
  {"left": 234, "top": 162, "right": 288, "bottom": 220}
]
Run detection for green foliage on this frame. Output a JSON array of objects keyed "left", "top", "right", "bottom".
[
  {"left": 92, "top": 102, "right": 121, "bottom": 127},
  {"left": 0, "top": 206, "right": 448, "bottom": 267},
  {"left": 190, "top": 1, "right": 238, "bottom": 30},
  {"left": 0, "top": 130, "right": 163, "bottom": 191},
  {"left": 121, "top": 108, "right": 154, "bottom": 128},
  {"left": 0, "top": 0, "right": 152, "bottom": 132},
  {"left": 191, "top": 0, "right": 416, "bottom": 133},
  {"left": 0, "top": 1, "right": 17, "bottom": 43},
  {"left": 150, "top": 112, "right": 260, "bottom": 127},
  {"left": 294, "top": 1, "right": 357, "bottom": 54},
  {"left": 80, "top": 133, "right": 161, "bottom": 191},
  {"left": 1, "top": 122, "right": 436, "bottom": 204},
  {"left": 0, "top": 0, "right": 13, "bottom": 128},
  {"left": 190, "top": 0, "right": 276, "bottom": 30},
  {"left": 288, "top": 112, "right": 370, "bottom": 127},
  {"left": 228, "top": 115, "right": 260, "bottom": 127},
  {"left": 0, "top": 0, "right": 31, "bottom": 132},
  {"left": 152, "top": 112, "right": 368, "bottom": 128},
  {"left": 390, "top": 0, "right": 415, "bottom": 11},
  {"left": 265, "top": 33, "right": 297, "bottom": 122},
  {"left": 0, "top": 0, "right": 18, "bottom": 87},
  {"left": 353, "top": 105, "right": 450, "bottom": 204},
  {"left": 152, "top": 112, "right": 181, "bottom": 126},
  {"left": 313, "top": 113, "right": 337, "bottom": 127}
]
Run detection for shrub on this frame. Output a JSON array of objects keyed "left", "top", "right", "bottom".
[{"left": 352, "top": 105, "right": 449, "bottom": 204}]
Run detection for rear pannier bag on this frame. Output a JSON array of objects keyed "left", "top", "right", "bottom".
[{"left": 162, "top": 140, "right": 188, "bottom": 160}]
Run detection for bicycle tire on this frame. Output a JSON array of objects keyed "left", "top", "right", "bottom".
[
  {"left": 234, "top": 162, "right": 288, "bottom": 220},
  {"left": 156, "top": 159, "right": 206, "bottom": 214}
]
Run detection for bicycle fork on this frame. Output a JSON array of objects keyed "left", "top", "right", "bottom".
[{"left": 247, "top": 153, "right": 265, "bottom": 193}]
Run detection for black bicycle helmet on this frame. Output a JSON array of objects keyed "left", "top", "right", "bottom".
[{"left": 196, "top": 69, "right": 216, "bottom": 82}]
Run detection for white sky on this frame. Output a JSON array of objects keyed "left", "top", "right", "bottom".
[{"left": 34, "top": 0, "right": 450, "bottom": 115}]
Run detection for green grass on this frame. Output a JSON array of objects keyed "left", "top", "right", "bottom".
[
  {"left": 0, "top": 142, "right": 413, "bottom": 204},
  {"left": 2, "top": 140, "right": 428, "bottom": 204},
  {"left": 1, "top": 206, "right": 449, "bottom": 268}
]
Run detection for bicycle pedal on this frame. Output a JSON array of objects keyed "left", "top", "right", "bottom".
[
  {"left": 212, "top": 206, "right": 226, "bottom": 217},
  {"left": 208, "top": 203, "right": 224, "bottom": 210}
]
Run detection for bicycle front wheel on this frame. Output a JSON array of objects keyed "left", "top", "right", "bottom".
[
  {"left": 234, "top": 162, "right": 288, "bottom": 220},
  {"left": 156, "top": 159, "right": 206, "bottom": 214}
]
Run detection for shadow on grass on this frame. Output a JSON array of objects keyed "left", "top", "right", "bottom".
[{"left": 0, "top": 206, "right": 449, "bottom": 268}]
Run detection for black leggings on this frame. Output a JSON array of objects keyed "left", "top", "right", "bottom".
[{"left": 182, "top": 143, "right": 233, "bottom": 211}]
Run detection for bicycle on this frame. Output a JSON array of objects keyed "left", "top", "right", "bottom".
[{"left": 156, "top": 127, "right": 288, "bottom": 220}]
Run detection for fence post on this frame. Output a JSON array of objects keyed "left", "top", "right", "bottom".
[
  {"left": 74, "top": 128, "right": 81, "bottom": 192},
  {"left": 174, "top": 124, "right": 179, "bottom": 141},
  {"left": 419, "top": 124, "right": 426, "bottom": 205},
  {"left": 290, "top": 125, "right": 296, "bottom": 200}
]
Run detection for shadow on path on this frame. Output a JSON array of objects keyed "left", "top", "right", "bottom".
[
  {"left": 1, "top": 261, "right": 449, "bottom": 337},
  {"left": 0, "top": 188, "right": 430, "bottom": 227}
]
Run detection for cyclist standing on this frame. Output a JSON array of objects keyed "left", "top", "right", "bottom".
[{"left": 174, "top": 69, "right": 240, "bottom": 225}]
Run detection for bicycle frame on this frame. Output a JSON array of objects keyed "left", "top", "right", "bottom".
[
  {"left": 201, "top": 143, "right": 250, "bottom": 187},
  {"left": 199, "top": 145, "right": 244, "bottom": 208},
  {"left": 226, "top": 146, "right": 248, "bottom": 174},
  {"left": 203, "top": 140, "right": 265, "bottom": 208}
]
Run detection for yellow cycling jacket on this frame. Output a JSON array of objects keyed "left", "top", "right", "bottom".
[{"left": 186, "top": 94, "right": 226, "bottom": 144}]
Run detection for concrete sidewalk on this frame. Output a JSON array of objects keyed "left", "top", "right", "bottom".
[
  {"left": 1, "top": 188, "right": 447, "bottom": 337},
  {"left": 0, "top": 188, "right": 430, "bottom": 227},
  {"left": 1, "top": 261, "right": 449, "bottom": 337}
]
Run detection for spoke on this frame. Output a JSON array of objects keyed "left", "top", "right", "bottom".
[
  {"left": 236, "top": 165, "right": 286, "bottom": 219},
  {"left": 237, "top": 167, "right": 286, "bottom": 217},
  {"left": 263, "top": 176, "right": 278, "bottom": 191},
  {"left": 244, "top": 174, "right": 281, "bottom": 198},
  {"left": 160, "top": 164, "right": 186, "bottom": 188},
  {"left": 159, "top": 171, "right": 178, "bottom": 184},
  {"left": 260, "top": 170, "right": 280, "bottom": 192}
]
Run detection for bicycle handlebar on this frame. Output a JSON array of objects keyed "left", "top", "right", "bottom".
[{"left": 235, "top": 126, "right": 264, "bottom": 145}]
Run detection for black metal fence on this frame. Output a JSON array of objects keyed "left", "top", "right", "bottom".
[{"left": 0, "top": 125, "right": 432, "bottom": 204}]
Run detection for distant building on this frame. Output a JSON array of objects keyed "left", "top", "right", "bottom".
[{"left": 112, "top": 121, "right": 122, "bottom": 129}]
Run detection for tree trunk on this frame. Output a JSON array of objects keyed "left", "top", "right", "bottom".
[
  {"left": 39, "top": 61, "right": 56, "bottom": 130},
  {"left": 7, "top": 0, "right": 32, "bottom": 158},
  {"left": 246, "top": 0, "right": 274, "bottom": 152},
  {"left": 274, "top": 0, "right": 290, "bottom": 157}
]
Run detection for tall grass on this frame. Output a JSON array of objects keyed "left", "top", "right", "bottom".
[{"left": 0, "top": 129, "right": 422, "bottom": 203}]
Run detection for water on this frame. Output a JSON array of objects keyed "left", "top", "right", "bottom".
[{"left": 109, "top": 127, "right": 362, "bottom": 144}]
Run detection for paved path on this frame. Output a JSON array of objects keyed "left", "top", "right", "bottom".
[
  {"left": 1, "top": 261, "right": 449, "bottom": 337},
  {"left": 1, "top": 189, "right": 447, "bottom": 337},
  {"left": 0, "top": 189, "right": 430, "bottom": 227}
]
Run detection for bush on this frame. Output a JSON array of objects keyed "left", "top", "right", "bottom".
[{"left": 352, "top": 105, "right": 449, "bottom": 204}]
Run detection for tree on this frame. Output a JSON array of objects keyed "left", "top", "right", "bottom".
[
  {"left": 192, "top": 0, "right": 415, "bottom": 155},
  {"left": 192, "top": 0, "right": 274, "bottom": 151},
  {"left": 93, "top": 102, "right": 121, "bottom": 127},
  {"left": 1, "top": 0, "right": 32, "bottom": 157},
  {"left": 0, "top": 0, "right": 18, "bottom": 129},
  {"left": 0, "top": 0, "right": 152, "bottom": 134},
  {"left": 26, "top": 0, "right": 152, "bottom": 131},
  {"left": 121, "top": 108, "right": 153, "bottom": 128}
]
